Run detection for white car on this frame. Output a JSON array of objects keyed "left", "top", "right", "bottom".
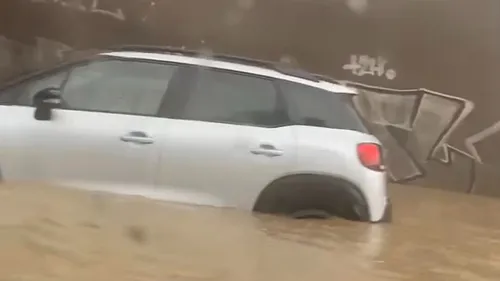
[{"left": 0, "top": 46, "right": 391, "bottom": 222}]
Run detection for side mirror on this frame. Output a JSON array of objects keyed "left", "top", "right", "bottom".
[{"left": 33, "top": 87, "right": 62, "bottom": 121}]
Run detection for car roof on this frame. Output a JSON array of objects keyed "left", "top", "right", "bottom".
[{"left": 102, "top": 51, "right": 358, "bottom": 95}]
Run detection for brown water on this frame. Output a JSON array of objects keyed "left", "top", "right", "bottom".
[{"left": 0, "top": 183, "right": 499, "bottom": 281}]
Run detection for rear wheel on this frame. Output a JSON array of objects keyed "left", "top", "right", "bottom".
[{"left": 253, "top": 176, "right": 370, "bottom": 221}]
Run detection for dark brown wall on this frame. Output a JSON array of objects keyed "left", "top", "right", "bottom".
[{"left": 1, "top": 0, "right": 500, "bottom": 196}]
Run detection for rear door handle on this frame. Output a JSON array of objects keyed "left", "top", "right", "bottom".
[
  {"left": 120, "top": 131, "right": 154, "bottom": 145},
  {"left": 250, "top": 144, "right": 284, "bottom": 157}
]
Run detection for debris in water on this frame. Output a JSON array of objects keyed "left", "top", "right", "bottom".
[{"left": 126, "top": 225, "right": 148, "bottom": 244}]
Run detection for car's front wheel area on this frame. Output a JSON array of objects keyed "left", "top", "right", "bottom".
[{"left": 253, "top": 175, "right": 371, "bottom": 222}]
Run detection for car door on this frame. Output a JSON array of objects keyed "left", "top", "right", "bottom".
[
  {"left": 154, "top": 67, "right": 297, "bottom": 209},
  {"left": 0, "top": 57, "right": 180, "bottom": 192}
]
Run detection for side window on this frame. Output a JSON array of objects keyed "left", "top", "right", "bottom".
[
  {"left": 0, "top": 70, "right": 67, "bottom": 106},
  {"left": 61, "top": 59, "right": 178, "bottom": 115},
  {"left": 279, "top": 81, "right": 368, "bottom": 133},
  {"left": 180, "top": 69, "right": 288, "bottom": 127}
]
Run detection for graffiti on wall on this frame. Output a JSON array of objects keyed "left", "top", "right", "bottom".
[
  {"left": 465, "top": 122, "right": 500, "bottom": 166},
  {"left": 343, "top": 82, "right": 475, "bottom": 182},
  {"left": 338, "top": 49, "right": 500, "bottom": 193},
  {"left": 339, "top": 79, "right": 500, "bottom": 194},
  {"left": 29, "top": 0, "right": 126, "bottom": 21},
  {"left": 342, "top": 55, "right": 397, "bottom": 80}
]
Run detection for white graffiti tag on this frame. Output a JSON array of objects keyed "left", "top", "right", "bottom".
[{"left": 342, "top": 55, "right": 396, "bottom": 80}]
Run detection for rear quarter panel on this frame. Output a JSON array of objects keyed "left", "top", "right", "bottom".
[{"left": 291, "top": 126, "right": 388, "bottom": 221}]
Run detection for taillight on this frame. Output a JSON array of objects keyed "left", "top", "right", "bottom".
[{"left": 357, "top": 143, "right": 385, "bottom": 171}]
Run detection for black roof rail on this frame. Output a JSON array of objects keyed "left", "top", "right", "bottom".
[
  {"left": 108, "top": 44, "right": 275, "bottom": 67},
  {"left": 109, "top": 45, "right": 200, "bottom": 56},
  {"left": 107, "top": 44, "right": 320, "bottom": 82}
]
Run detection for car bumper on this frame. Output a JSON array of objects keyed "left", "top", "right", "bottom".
[{"left": 374, "top": 198, "right": 392, "bottom": 223}]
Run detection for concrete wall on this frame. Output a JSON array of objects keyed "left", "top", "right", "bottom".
[{"left": 1, "top": 0, "right": 500, "bottom": 196}]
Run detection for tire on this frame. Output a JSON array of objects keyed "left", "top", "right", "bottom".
[
  {"left": 291, "top": 209, "right": 331, "bottom": 219},
  {"left": 254, "top": 176, "right": 370, "bottom": 221}
]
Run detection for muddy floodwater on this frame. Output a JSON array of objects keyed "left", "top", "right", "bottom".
[{"left": 0, "top": 184, "right": 499, "bottom": 281}]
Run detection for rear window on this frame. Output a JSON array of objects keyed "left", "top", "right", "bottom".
[{"left": 279, "top": 80, "right": 368, "bottom": 133}]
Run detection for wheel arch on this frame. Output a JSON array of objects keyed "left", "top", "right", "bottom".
[{"left": 252, "top": 173, "right": 370, "bottom": 221}]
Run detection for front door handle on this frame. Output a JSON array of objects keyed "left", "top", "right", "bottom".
[
  {"left": 120, "top": 131, "right": 154, "bottom": 145},
  {"left": 250, "top": 144, "right": 284, "bottom": 157}
]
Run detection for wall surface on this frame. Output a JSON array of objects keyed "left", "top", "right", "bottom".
[{"left": 1, "top": 0, "right": 500, "bottom": 196}]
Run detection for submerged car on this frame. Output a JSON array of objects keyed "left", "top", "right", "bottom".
[{"left": 0, "top": 45, "right": 391, "bottom": 222}]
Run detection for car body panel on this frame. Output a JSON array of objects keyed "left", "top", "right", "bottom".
[
  {"left": 153, "top": 118, "right": 297, "bottom": 210},
  {"left": 289, "top": 126, "right": 387, "bottom": 221},
  {"left": 0, "top": 106, "right": 160, "bottom": 189}
]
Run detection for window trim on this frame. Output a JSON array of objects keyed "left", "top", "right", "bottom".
[{"left": 163, "top": 65, "right": 294, "bottom": 128}]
